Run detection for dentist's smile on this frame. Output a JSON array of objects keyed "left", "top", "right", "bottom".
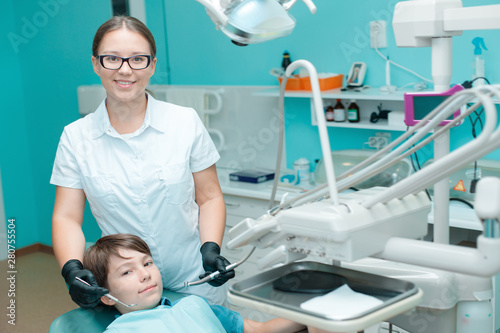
[{"left": 115, "top": 80, "right": 135, "bottom": 88}]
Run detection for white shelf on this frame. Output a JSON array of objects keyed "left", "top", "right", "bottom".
[
  {"left": 309, "top": 99, "right": 407, "bottom": 132},
  {"left": 256, "top": 86, "right": 411, "bottom": 132},
  {"left": 256, "top": 87, "right": 408, "bottom": 101},
  {"left": 311, "top": 117, "right": 407, "bottom": 131}
]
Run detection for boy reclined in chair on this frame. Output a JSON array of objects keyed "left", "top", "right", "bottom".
[{"left": 82, "top": 233, "right": 308, "bottom": 332}]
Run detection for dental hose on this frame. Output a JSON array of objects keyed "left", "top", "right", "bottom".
[
  {"left": 268, "top": 74, "right": 288, "bottom": 210},
  {"left": 184, "top": 247, "right": 256, "bottom": 287},
  {"left": 266, "top": 86, "right": 490, "bottom": 215}
]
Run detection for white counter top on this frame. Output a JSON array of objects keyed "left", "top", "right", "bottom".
[{"left": 217, "top": 167, "right": 309, "bottom": 201}]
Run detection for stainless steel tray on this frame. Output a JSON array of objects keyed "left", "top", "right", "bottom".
[{"left": 229, "top": 261, "right": 420, "bottom": 322}]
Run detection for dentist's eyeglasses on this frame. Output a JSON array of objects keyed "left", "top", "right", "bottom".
[{"left": 98, "top": 55, "right": 152, "bottom": 70}]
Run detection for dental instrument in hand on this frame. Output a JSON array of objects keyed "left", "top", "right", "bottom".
[
  {"left": 75, "top": 277, "right": 137, "bottom": 307},
  {"left": 184, "top": 247, "right": 255, "bottom": 287}
]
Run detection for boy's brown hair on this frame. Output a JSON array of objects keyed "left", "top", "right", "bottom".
[{"left": 83, "top": 233, "right": 152, "bottom": 288}]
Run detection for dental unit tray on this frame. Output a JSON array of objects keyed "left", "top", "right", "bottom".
[{"left": 228, "top": 261, "right": 423, "bottom": 332}]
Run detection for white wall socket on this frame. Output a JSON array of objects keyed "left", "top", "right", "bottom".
[{"left": 370, "top": 20, "right": 387, "bottom": 48}]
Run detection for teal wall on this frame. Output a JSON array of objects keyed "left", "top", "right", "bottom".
[
  {"left": 2, "top": 0, "right": 111, "bottom": 248},
  {"left": 159, "top": 0, "right": 500, "bottom": 166},
  {"left": 1, "top": 0, "right": 39, "bottom": 247},
  {"left": 3, "top": 0, "right": 500, "bottom": 248},
  {"left": 162, "top": 0, "right": 500, "bottom": 86}
]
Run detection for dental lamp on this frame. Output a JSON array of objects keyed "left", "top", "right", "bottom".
[{"left": 195, "top": 0, "right": 316, "bottom": 46}]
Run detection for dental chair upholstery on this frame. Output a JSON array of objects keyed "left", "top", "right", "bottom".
[{"left": 49, "top": 289, "right": 185, "bottom": 333}]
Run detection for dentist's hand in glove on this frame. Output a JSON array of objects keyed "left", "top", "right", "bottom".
[
  {"left": 199, "top": 241, "right": 235, "bottom": 287},
  {"left": 62, "top": 259, "right": 109, "bottom": 308}
]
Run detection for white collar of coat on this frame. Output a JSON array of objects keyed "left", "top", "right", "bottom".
[{"left": 90, "top": 93, "right": 166, "bottom": 139}]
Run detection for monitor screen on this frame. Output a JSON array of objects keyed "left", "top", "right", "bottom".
[
  {"left": 413, "top": 95, "right": 455, "bottom": 121},
  {"left": 404, "top": 85, "right": 464, "bottom": 127}
]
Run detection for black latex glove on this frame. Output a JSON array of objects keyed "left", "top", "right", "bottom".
[
  {"left": 61, "top": 259, "right": 109, "bottom": 309},
  {"left": 199, "top": 241, "right": 235, "bottom": 287}
]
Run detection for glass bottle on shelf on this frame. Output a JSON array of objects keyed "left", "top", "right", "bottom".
[
  {"left": 325, "top": 104, "right": 334, "bottom": 122},
  {"left": 347, "top": 99, "right": 360, "bottom": 123},
  {"left": 333, "top": 99, "right": 346, "bottom": 122}
]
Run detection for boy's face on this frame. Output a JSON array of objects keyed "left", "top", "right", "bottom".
[{"left": 101, "top": 248, "right": 163, "bottom": 314}]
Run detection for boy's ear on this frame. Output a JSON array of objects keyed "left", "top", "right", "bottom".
[{"left": 100, "top": 295, "right": 116, "bottom": 306}]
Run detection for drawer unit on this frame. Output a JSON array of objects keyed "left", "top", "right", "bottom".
[{"left": 224, "top": 195, "right": 272, "bottom": 227}]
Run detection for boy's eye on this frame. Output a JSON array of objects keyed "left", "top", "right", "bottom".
[
  {"left": 122, "top": 270, "right": 132, "bottom": 276},
  {"left": 145, "top": 261, "right": 153, "bottom": 267}
]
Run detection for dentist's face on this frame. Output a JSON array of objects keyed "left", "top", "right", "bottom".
[
  {"left": 102, "top": 248, "right": 163, "bottom": 314},
  {"left": 92, "top": 28, "right": 156, "bottom": 105}
]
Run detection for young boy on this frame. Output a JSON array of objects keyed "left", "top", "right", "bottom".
[{"left": 82, "top": 233, "right": 308, "bottom": 333}]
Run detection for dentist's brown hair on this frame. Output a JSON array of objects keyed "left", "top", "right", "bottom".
[{"left": 92, "top": 16, "right": 157, "bottom": 58}]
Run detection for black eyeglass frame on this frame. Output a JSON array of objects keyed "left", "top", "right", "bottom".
[{"left": 98, "top": 55, "right": 153, "bottom": 70}]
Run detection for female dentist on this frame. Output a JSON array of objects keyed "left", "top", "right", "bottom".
[{"left": 51, "top": 16, "right": 233, "bottom": 308}]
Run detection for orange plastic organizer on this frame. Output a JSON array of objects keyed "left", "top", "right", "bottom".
[
  {"left": 278, "top": 74, "right": 344, "bottom": 91},
  {"left": 278, "top": 76, "right": 302, "bottom": 91}
]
